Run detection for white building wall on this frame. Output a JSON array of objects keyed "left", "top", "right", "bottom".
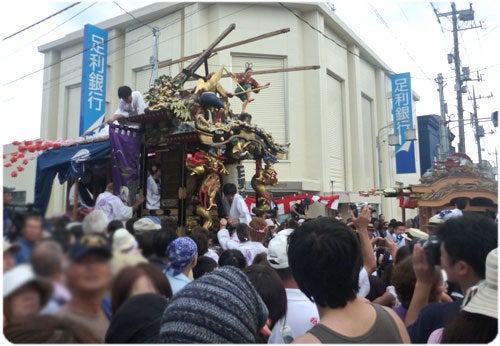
[{"left": 35, "top": 2, "right": 419, "bottom": 220}]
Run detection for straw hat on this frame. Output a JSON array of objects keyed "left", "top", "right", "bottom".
[
  {"left": 462, "top": 248, "right": 498, "bottom": 319},
  {"left": 402, "top": 228, "right": 429, "bottom": 242}
]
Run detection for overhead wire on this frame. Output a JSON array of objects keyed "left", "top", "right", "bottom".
[
  {"left": 3, "top": 2, "right": 81, "bottom": 41},
  {"left": 1, "top": 2, "right": 98, "bottom": 59},
  {"left": 113, "top": 1, "right": 153, "bottom": 31}
]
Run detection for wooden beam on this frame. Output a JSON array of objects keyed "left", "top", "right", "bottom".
[
  {"left": 158, "top": 28, "right": 290, "bottom": 69},
  {"left": 185, "top": 65, "right": 320, "bottom": 81}
]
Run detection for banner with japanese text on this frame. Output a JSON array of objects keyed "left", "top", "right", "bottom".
[
  {"left": 80, "top": 24, "right": 108, "bottom": 135},
  {"left": 391, "top": 72, "right": 416, "bottom": 174}
]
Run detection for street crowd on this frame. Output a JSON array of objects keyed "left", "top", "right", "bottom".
[{"left": 2, "top": 183, "right": 498, "bottom": 343}]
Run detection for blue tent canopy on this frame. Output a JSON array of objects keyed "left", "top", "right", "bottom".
[{"left": 34, "top": 140, "right": 111, "bottom": 216}]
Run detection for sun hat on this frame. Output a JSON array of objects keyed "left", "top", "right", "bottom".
[
  {"left": 462, "top": 248, "right": 497, "bottom": 319},
  {"left": 160, "top": 265, "right": 268, "bottom": 343},
  {"left": 402, "top": 228, "right": 429, "bottom": 242},
  {"left": 112, "top": 228, "right": 138, "bottom": 253},
  {"left": 68, "top": 233, "right": 111, "bottom": 261},
  {"left": 133, "top": 217, "right": 161, "bottom": 234},
  {"left": 3, "top": 264, "right": 53, "bottom": 308},
  {"left": 165, "top": 237, "right": 198, "bottom": 276},
  {"left": 267, "top": 228, "right": 294, "bottom": 269},
  {"left": 3, "top": 240, "right": 21, "bottom": 254}
]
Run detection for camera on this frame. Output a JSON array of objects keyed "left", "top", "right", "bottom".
[
  {"left": 409, "top": 235, "right": 441, "bottom": 266},
  {"left": 349, "top": 202, "right": 371, "bottom": 217}
]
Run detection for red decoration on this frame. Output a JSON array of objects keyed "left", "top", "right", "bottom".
[
  {"left": 36, "top": 139, "right": 43, "bottom": 145},
  {"left": 9, "top": 157, "right": 17, "bottom": 163},
  {"left": 24, "top": 140, "right": 33, "bottom": 146},
  {"left": 12, "top": 141, "right": 21, "bottom": 146},
  {"left": 18, "top": 145, "right": 27, "bottom": 152},
  {"left": 2, "top": 154, "right": 6, "bottom": 159},
  {"left": 22, "top": 159, "right": 29, "bottom": 165},
  {"left": 4, "top": 163, "right": 12, "bottom": 168},
  {"left": 10, "top": 171, "right": 17, "bottom": 178},
  {"left": 18, "top": 153, "right": 24, "bottom": 159},
  {"left": 17, "top": 166, "right": 24, "bottom": 172},
  {"left": 53, "top": 143, "right": 61, "bottom": 149},
  {"left": 27, "top": 145, "right": 36, "bottom": 153}
]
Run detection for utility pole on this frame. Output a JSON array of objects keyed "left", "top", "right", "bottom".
[
  {"left": 471, "top": 87, "right": 482, "bottom": 164},
  {"left": 436, "top": 73, "right": 449, "bottom": 161},
  {"left": 435, "top": 2, "right": 482, "bottom": 154},
  {"left": 150, "top": 27, "right": 160, "bottom": 88},
  {"left": 468, "top": 88, "right": 493, "bottom": 164}
]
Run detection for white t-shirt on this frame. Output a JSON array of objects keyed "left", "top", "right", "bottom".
[
  {"left": 217, "top": 228, "right": 240, "bottom": 251},
  {"left": 94, "top": 191, "right": 133, "bottom": 222},
  {"left": 114, "top": 91, "right": 147, "bottom": 117},
  {"left": 269, "top": 288, "right": 319, "bottom": 343},
  {"left": 222, "top": 193, "right": 252, "bottom": 225},
  {"left": 237, "top": 241, "right": 267, "bottom": 266},
  {"left": 146, "top": 174, "right": 160, "bottom": 209}
]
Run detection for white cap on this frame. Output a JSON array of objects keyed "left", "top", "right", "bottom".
[
  {"left": 3, "top": 264, "right": 53, "bottom": 307},
  {"left": 267, "top": 228, "right": 294, "bottom": 269}
]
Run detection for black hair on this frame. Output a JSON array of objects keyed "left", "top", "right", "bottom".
[
  {"left": 222, "top": 183, "right": 237, "bottom": 196},
  {"left": 393, "top": 221, "right": 405, "bottom": 229},
  {"left": 218, "top": 249, "right": 246, "bottom": 269},
  {"left": 189, "top": 229, "right": 209, "bottom": 258},
  {"left": 49, "top": 228, "right": 72, "bottom": 253},
  {"left": 192, "top": 256, "right": 218, "bottom": 279},
  {"left": 125, "top": 217, "right": 139, "bottom": 236},
  {"left": 437, "top": 213, "right": 497, "bottom": 279},
  {"left": 107, "top": 220, "right": 123, "bottom": 234},
  {"left": 287, "top": 217, "right": 362, "bottom": 308},
  {"left": 153, "top": 227, "right": 178, "bottom": 257},
  {"left": 455, "top": 197, "right": 468, "bottom": 210},
  {"left": 441, "top": 311, "right": 497, "bottom": 343},
  {"left": 117, "top": 85, "right": 132, "bottom": 100},
  {"left": 244, "top": 264, "right": 287, "bottom": 330},
  {"left": 235, "top": 223, "right": 249, "bottom": 243},
  {"left": 244, "top": 67, "right": 253, "bottom": 73}
]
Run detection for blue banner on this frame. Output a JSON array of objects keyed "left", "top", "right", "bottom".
[
  {"left": 80, "top": 24, "right": 108, "bottom": 135},
  {"left": 391, "top": 72, "right": 416, "bottom": 174}
]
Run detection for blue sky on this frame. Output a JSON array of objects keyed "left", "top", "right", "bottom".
[{"left": 1, "top": 1, "right": 498, "bottom": 165}]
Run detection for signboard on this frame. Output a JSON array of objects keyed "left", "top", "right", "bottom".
[
  {"left": 391, "top": 72, "right": 416, "bottom": 174},
  {"left": 80, "top": 24, "right": 108, "bottom": 135}
]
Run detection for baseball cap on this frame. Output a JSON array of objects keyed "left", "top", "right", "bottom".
[
  {"left": 3, "top": 186, "right": 15, "bottom": 193},
  {"left": 69, "top": 233, "right": 111, "bottom": 261},
  {"left": 267, "top": 228, "right": 294, "bottom": 269},
  {"left": 133, "top": 217, "right": 161, "bottom": 233}
]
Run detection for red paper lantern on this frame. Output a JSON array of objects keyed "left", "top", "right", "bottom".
[
  {"left": 12, "top": 141, "right": 21, "bottom": 146},
  {"left": 9, "top": 157, "right": 17, "bottom": 163},
  {"left": 22, "top": 159, "right": 29, "bottom": 165},
  {"left": 18, "top": 153, "right": 24, "bottom": 159},
  {"left": 17, "top": 166, "right": 24, "bottom": 172},
  {"left": 24, "top": 140, "right": 33, "bottom": 146},
  {"left": 53, "top": 143, "right": 61, "bottom": 149},
  {"left": 4, "top": 163, "right": 12, "bottom": 168},
  {"left": 36, "top": 139, "right": 43, "bottom": 145},
  {"left": 10, "top": 171, "right": 17, "bottom": 178},
  {"left": 27, "top": 145, "right": 36, "bottom": 153}
]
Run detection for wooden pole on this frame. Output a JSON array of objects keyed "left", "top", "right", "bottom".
[
  {"left": 232, "top": 84, "right": 269, "bottom": 96},
  {"left": 158, "top": 28, "right": 290, "bottom": 69},
  {"left": 72, "top": 179, "right": 79, "bottom": 221},
  {"left": 186, "top": 65, "right": 321, "bottom": 82}
]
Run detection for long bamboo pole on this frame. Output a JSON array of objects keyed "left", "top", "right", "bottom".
[{"left": 158, "top": 28, "right": 290, "bottom": 69}]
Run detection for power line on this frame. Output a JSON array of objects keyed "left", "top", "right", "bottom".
[
  {"left": 3, "top": 2, "right": 81, "bottom": 41},
  {"left": 113, "top": 1, "right": 153, "bottom": 30},
  {"left": 277, "top": 2, "right": 393, "bottom": 76},
  {"left": 1, "top": 2, "right": 98, "bottom": 60}
]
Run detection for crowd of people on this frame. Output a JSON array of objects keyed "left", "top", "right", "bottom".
[{"left": 2, "top": 184, "right": 498, "bottom": 343}]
